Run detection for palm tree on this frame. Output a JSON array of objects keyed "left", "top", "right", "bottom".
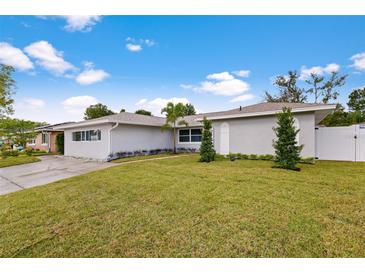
[{"left": 161, "top": 102, "right": 188, "bottom": 154}]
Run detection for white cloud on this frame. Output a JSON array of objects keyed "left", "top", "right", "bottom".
[
  {"left": 136, "top": 97, "right": 190, "bottom": 116},
  {"left": 62, "top": 95, "right": 98, "bottom": 115},
  {"left": 233, "top": 70, "right": 251, "bottom": 78},
  {"left": 24, "top": 98, "right": 45, "bottom": 107},
  {"left": 0, "top": 42, "right": 34, "bottom": 71},
  {"left": 15, "top": 98, "right": 45, "bottom": 111},
  {"left": 182, "top": 71, "right": 250, "bottom": 96},
  {"left": 61, "top": 16, "right": 101, "bottom": 32},
  {"left": 75, "top": 62, "right": 109, "bottom": 85},
  {"left": 229, "top": 94, "right": 255, "bottom": 103},
  {"left": 126, "top": 43, "right": 142, "bottom": 52},
  {"left": 24, "top": 40, "right": 76, "bottom": 76},
  {"left": 350, "top": 52, "right": 365, "bottom": 71},
  {"left": 207, "top": 72, "right": 234, "bottom": 81},
  {"left": 299, "top": 63, "right": 340, "bottom": 80},
  {"left": 125, "top": 37, "right": 156, "bottom": 52},
  {"left": 197, "top": 79, "right": 250, "bottom": 96}
]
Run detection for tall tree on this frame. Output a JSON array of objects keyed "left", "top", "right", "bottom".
[
  {"left": 0, "top": 118, "right": 38, "bottom": 148},
  {"left": 264, "top": 71, "right": 307, "bottom": 103},
  {"left": 135, "top": 109, "right": 152, "bottom": 116},
  {"left": 272, "top": 107, "right": 302, "bottom": 171},
  {"left": 0, "top": 64, "right": 16, "bottom": 117},
  {"left": 199, "top": 117, "right": 215, "bottom": 162},
  {"left": 84, "top": 103, "right": 115, "bottom": 120},
  {"left": 305, "top": 72, "right": 347, "bottom": 103},
  {"left": 161, "top": 102, "right": 188, "bottom": 154},
  {"left": 348, "top": 87, "right": 365, "bottom": 112},
  {"left": 183, "top": 103, "right": 196, "bottom": 115}
]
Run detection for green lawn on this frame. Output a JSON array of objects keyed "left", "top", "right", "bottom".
[
  {"left": 0, "top": 155, "right": 364, "bottom": 257},
  {"left": 0, "top": 155, "right": 40, "bottom": 168}
]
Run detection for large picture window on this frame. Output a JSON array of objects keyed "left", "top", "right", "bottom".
[
  {"left": 178, "top": 128, "right": 202, "bottom": 143},
  {"left": 72, "top": 130, "right": 101, "bottom": 142}
]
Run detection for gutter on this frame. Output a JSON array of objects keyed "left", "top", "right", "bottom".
[{"left": 108, "top": 122, "right": 119, "bottom": 156}]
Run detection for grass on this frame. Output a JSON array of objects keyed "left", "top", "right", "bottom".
[
  {"left": 0, "top": 155, "right": 364, "bottom": 257},
  {"left": 0, "top": 155, "right": 40, "bottom": 168}
]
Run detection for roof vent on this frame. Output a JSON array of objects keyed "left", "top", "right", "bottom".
[{"left": 239, "top": 106, "right": 242, "bottom": 111}]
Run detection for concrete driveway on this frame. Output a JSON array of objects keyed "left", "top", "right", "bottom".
[{"left": 0, "top": 155, "right": 116, "bottom": 195}]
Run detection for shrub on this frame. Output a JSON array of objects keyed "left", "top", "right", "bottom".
[
  {"left": 259, "top": 154, "right": 275, "bottom": 161},
  {"left": 200, "top": 117, "right": 216, "bottom": 162},
  {"left": 56, "top": 133, "right": 64, "bottom": 154},
  {"left": 1, "top": 144, "right": 13, "bottom": 158},
  {"left": 25, "top": 147, "right": 33, "bottom": 156},
  {"left": 241, "top": 154, "right": 249, "bottom": 159},
  {"left": 249, "top": 154, "right": 258, "bottom": 160},
  {"left": 273, "top": 107, "right": 302, "bottom": 171}
]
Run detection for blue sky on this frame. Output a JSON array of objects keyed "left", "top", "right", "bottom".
[{"left": 0, "top": 16, "right": 364, "bottom": 123}]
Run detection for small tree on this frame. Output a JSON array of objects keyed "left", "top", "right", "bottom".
[
  {"left": 305, "top": 72, "right": 347, "bottom": 103},
  {"left": 84, "top": 103, "right": 115, "bottom": 120},
  {"left": 0, "top": 64, "right": 16, "bottom": 117},
  {"left": 348, "top": 87, "right": 365, "bottom": 113},
  {"left": 199, "top": 117, "right": 215, "bottom": 162},
  {"left": 161, "top": 102, "right": 188, "bottom": 154},
  {"left": 273, "top": 107, "right": 302, "bottom": 171},
  {"left": 0, "top": 118, "right": 38, "bottom": 148},
  {"left": 264, "top": 71, "right": 307, "bottom": 103},
  {"left": 56, "top": 133, "right": 64, "bottom": 154}
]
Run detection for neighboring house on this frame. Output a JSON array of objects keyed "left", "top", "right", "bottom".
[
  {"left": 54, "top": 102, "right": 336, "bottom": 160},
  {"left": 28, "top": 122, "right": 74, "bottom": 153}
]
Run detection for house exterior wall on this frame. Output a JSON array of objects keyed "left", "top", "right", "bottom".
[
  {"left": 110, "top": 124, "right": 174, "bottom": 153},
  {"left": 28, "top": 131, "right": 62, "bottom": 153},
  {"left": 212, "top": 112, "right": 315, "bottom": 157},
  {"left": 64, "top": 124, "right": 112, "bottom": 160}
]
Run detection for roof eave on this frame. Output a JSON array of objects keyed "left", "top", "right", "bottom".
[
  {"left": 53, "top": 119, "right": 110, "bottom": 130},
  {"left": 196, "top": 105, "right": 337, "bottom": 121}
]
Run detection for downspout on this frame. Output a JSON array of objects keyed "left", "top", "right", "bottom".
[{"left": 108, "top": 122, "right": 119, "bottom": 158}]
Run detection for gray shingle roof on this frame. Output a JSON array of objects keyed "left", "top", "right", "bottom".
[
  {"left": 179, "top": 102, "right": 336, "bottom": 127},
  {"left": 55, "top": 102, "right": 335, "bottom": 129}
]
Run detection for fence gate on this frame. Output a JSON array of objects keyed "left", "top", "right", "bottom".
[{"left": 315, "top": 125, "right": 365, "bottom": 162}]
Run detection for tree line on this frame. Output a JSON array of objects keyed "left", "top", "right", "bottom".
[
  {"left": 83, "top": 102, "right": 196, "bottom": 120},
  {"left": 264, "top": 70, "right": 365, "bottom": 126}
]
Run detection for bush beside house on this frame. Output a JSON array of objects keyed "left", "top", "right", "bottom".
[
  {"left": 272, "top": 107, "right": 303, "bottom": 171},
  {"left": 200, "top": 117, "right": 215, "bottom": 162}
]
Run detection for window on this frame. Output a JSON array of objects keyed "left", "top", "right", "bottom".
[
  {"left": 28, "top": 138, "right": 36, "bottom": 145},
  {"left": 72, "top": 130, "right": 101, "bottom": 142},
  {"left": 178, "top": 128, "right": 202, "bottom": 143},
  {"left": 41, "top": 133, "right": 49, "bottom": 144}
]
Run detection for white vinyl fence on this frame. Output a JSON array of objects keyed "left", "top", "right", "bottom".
[{"left": 315, "top": 124, "right": 365, "bottom": 162}]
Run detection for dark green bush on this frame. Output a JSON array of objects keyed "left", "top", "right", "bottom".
[
  {"left": 56, "top": 133, "right": 64, "bottom": 154},
  {"left": 1, "top": 145, "right": 12, "bottom": 158},
  {"left": 25, "top": 147, "right": 33, "bottom": 156},
  {"left": 200, "top": 118, "right": 216, "bottom": 162},
  {"left": 249, "top": 154, "right": 258, "bottom": 160},
  {"left": 259, "top": 154, "right": 275, "bottom": 161}
]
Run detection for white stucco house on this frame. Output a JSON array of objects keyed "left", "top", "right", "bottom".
[{"left": 54, "top": 102, "right": 336, "bottom": 161}]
